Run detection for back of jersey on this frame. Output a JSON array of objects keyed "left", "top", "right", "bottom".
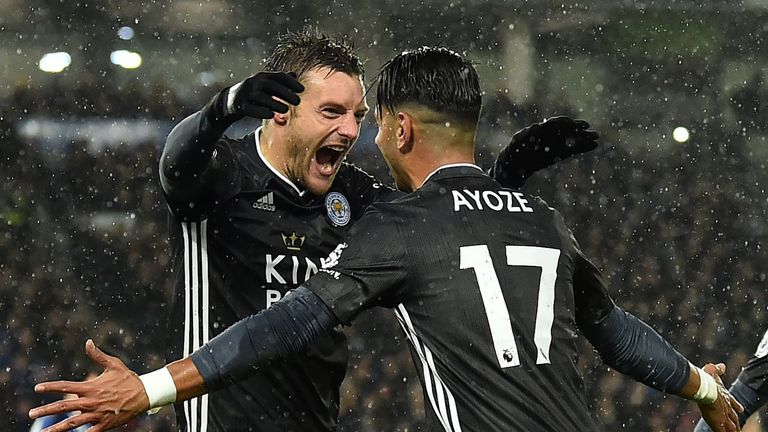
[{"left": 393, "top": 166, "right": 599, "bottom": 431}]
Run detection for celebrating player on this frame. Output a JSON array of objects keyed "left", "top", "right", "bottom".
[
  {"left": 31, "top": 28, "right": 598, "bottom": 432},
  {"left": 31, "top": 46, "right": 742, "bottom": 432}
]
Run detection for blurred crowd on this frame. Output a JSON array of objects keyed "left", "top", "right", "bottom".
[{"left": 1, "top": 78, "right": 767, "bottom": 432}]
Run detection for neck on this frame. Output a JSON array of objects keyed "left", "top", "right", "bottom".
[
  {"left": 258, "top": 126, "right": 283, "bottom": 170},
  {"left": 409, "top": 155, "right": 476, "bottom": 190},
  {"left": 257, "top": 126, "right": 304, "bottom": 194},
  {"left": 405, "top": 118, "right": 477, "bottom": 190},
  {"left": 403, "top": 141, "right": 476, "bottom": 190}
]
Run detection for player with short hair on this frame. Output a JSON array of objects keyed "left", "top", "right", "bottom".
[
  {"left": 36, "top": 28, "right": 596, "bottom": 432},
  {"left": 31, "top": 46, "right": 742, "bottom": 432}
]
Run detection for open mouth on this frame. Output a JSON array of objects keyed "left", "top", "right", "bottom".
[{"left": 314, "top": 145, "right": 347, "bottom": 176}]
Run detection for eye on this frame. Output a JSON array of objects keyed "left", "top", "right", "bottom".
[
  {"left": 354, "top": 112, "right": 366, "bottom": 124},
  {"left": 321, "top": 108, "right": 342, "bottom": 118}
]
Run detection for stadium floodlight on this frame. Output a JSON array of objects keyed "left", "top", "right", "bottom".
[
  {"left": 110, "top": 50, "right": 142, "bottom": 69},
  {"left": 38, "top": 52, "right": 71, "bottom": 73},
  {"left": 672, "top": 126, "right": 690, "bottom": 143},
  {"left": 117, "top": 26, "right": 135, "bottom": 40}
]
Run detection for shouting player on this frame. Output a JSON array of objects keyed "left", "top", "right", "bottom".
[
  {"left": 31, "top": 47, "right": 742, "bottom": 432},
  {"left": 32, "top": 28, "right": 598, "bottom": 432}
]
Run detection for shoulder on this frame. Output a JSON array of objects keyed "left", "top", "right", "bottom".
[
  {"left": 213, "top": 132, "right": 271, "bottom": 178},
  {"left": 347, "top": 198, "right": 408, "bottom": 235},
  {"left": 211, "top": 133, "right": 251, "bottom": 162},
  {"left": 335, "top": 162, "right": 389, "bottom": 189}
]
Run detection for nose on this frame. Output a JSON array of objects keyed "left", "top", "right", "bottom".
[{"left": 336, "top": 113, "right": 360, "bottom": 143}]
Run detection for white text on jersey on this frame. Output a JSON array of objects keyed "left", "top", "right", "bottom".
[
  {"left": 265, "top": 254, "right": 319, "bottom": 284},
  {"left": 452, "top": 189, "right": 534, "bottom": 213}
]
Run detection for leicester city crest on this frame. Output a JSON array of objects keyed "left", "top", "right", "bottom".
[{"left": 325, "top": 192, "right": 351, "bottom": 227}]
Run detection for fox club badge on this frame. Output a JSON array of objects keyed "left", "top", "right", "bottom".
[{"left": 325, "top": 192, "right": 351, "bottom": 227}]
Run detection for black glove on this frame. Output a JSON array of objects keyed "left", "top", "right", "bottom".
[
  {"left": 209, "top": 71, "right": 305, "bottom": 127},
  {"left": 491, "top": 116, "right": 599, "bottom": 188}
]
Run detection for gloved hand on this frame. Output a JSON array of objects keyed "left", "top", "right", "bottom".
[
  {"left": 211, "top": 71, "right": 305, "bottom": 126},
  {"left": 491, "top": 116, "right": 599, "bottom": 188}
]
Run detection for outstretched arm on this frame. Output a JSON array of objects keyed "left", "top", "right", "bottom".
[
  {"left": 572, "top": 251, "right": 743, "bottom": 432},
  {"left": 160, "top": 72, "right": 303, "bottom": 202},
  {"left": 29, "top": 287, "right": 336, "bottom": 432},
  {"left": 579, "top": 303, "right": 742, "bottom": 432}
]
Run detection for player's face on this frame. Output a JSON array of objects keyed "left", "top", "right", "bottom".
[
  {"left": 375, "top": 109, "right": 410, "bottom": 191},
  {"left": 283, "top": 67, "right": 368, "bottom": 196}
]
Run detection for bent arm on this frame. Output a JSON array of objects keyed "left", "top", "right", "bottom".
[{"left": 159, "top": 89, "right": 232, "bottom": 202}]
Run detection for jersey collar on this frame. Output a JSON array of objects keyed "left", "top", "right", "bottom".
[
  {"left": 254, "top": 127, "right": 307, "bottom": 197},
  {"left": 421, "top": 163, "right": 483, "bottom": 187}
]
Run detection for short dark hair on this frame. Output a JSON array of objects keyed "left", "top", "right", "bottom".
[
  {"left": 376, "top": 47, "right": 481, "bottom": 124},
  {"left": 264, "top": 27, "right": 364, "bottom": 80}
]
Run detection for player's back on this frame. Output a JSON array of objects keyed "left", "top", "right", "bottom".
[{"left": 386, "top": 165, "right": 600, "bottom": 431}]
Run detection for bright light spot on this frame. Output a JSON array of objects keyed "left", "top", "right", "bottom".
[
  {"left": 672, "top": 126, "right": 690, "bottom": 143},
  {"left": 110, "top": 50, "right": 142, "bottom": 69},
  {"left": 117, "top": 26, "right": 135, "bottom": 40},
  {"left": 38, "top": 52, "right": 71, "bottom": 73}
]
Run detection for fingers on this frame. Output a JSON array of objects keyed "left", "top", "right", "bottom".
[
  {"left": 34, "top": 379, "right": 87, "bottom": 395},
  {"left": 731, "top": 394, "right": 745, "bottom": 413},
  {"left": 569, "top": 138, "right": 599, "bottom": 156},
  {"left": 582, "top": 130, "right": 599, "bottom": 140},
  {"left": 269, "top": 71, "right": 305, "bottom": 94},
  {"left": 245, "top": 93, "right": 290, "bottom": 116},
  {"left": 85, "top": 339, "right": 114, "bottom": 370},
  {"left": 718, "top": 389, "right": 741, "bottom": 432},
  {"left": 241, "top": 105, "right": 280, "bottom": 119},
  {"left": 41, "top": 412, "right": 100, "bottom": 432},
  {"left": 238, "top": 73, "right": 302, "bottom": 119},
  {"left": 702, "top": 363, "right": 725, "bottom": 375},
  {"left": 542, "top": 116, "right": 590, "bottom": 131},
  {"left": 29, "top": 397, "right": 88, "bottom": 419},
  {"left": 257, "top": 72, "right": 302, "bottom": 105},
  {"left": 573, "top": 119, "right": 590, "bottom": 130}
]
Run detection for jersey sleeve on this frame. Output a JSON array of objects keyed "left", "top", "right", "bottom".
[
  {"left": 303, "top": 206, "right": 408, "bottom": 324},
  {"left": 547, "top": 205, "right": 615, "bottom": 326},
  {"left": 739, "top": 329, "right": 768, "bottom": 395},
  {"left": 162, "top": 137, "right": 242, "bottom": 220},
  {"left": 160, "top": 92, "right": 243, "bottom": 220}
]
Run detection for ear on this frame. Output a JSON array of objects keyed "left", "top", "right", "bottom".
[
  {"left": 396, "top": 112, "right": 413, "bottom": 154},
  {"left": 273, "top": 111, "right": 289, "bottom": 126}
]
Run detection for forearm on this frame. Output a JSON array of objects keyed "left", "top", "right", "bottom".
[
  {"left": 141, "top": 287, "right": 338, "bottom": 409},
  {"left": 580, "top": 304, "right": 691, "bottom": 394},
  {"left": 189, "top": 286, "right": 338, "bottom": 392},
  {"left": 159, "top": 89, "right": 233, "bottom": 201}
]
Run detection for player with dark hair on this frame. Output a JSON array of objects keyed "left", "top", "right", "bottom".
[
  {"left": 31, "top": 28, "right": 597, "bottom": 432},
  {"left": 695, "top": 331, "right": 768, "bottom": 431},
  {"left": 31, "top": 46, "right": 742, "bottom": 432}
]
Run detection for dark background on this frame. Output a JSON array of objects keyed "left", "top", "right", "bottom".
[{"left": 2, "top": 1, "right": 768, "bottom": 430}]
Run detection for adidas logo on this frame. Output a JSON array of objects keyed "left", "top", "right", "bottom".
[{"left": 253, "top": 192, "right": 276, "bottom": 212}]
